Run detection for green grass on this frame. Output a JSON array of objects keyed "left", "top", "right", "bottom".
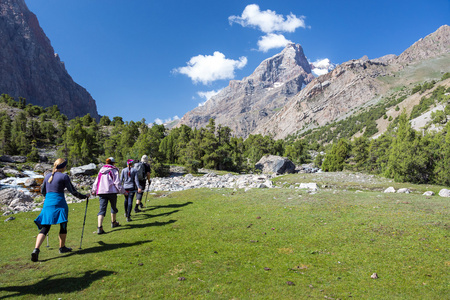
[{"left": 0, "top": 173, "right": 449, "bottom": 299}]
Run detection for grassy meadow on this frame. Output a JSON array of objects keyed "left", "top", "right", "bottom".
[{"left": 0, "top": 172, "right": 449, "bottom": 299}]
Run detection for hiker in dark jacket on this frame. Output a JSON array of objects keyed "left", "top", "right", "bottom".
[
  {"left": 120, "top": 159, "right": 141, "bottom": 222},
  {"left": 135, "top": 154, "right": 151, "bottom": 212},
  {"left": 32, "top": 158, "right": 89, "bottom": 262}
]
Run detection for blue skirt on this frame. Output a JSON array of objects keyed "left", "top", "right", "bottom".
[{"left": 34, "top": 192, "right": 68, "bottom": 229}]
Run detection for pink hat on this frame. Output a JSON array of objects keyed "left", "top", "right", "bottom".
[{"left": 127, "top": 159, "right": 134, "bottom": 165}]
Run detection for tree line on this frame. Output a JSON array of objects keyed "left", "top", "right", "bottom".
[
  {"left": 0, "top": 95, "right": 310, "bottom": 176},
  {"left": 1, "top": 72, "right": 449, "bottom": 186}
]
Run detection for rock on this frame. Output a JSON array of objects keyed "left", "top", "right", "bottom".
[
  {"left": 24, "top": 178, "right": 39, "bottom": 187},
  {"left": 423, "top": 191, "right": 434, "bottom": 196},
  {"left": 397, "top": 188, "right": 411, "bottom": 194},
  {"left": 299, "top": 182, "right": 318, "bottom": 191},
  {"left": 34, "top": 163, "right": 52, "bottom": 173},
  {"left": 11, "top": 156, "right": 27, "bottom": 163},
  {"left": 70, "top": 163, "right": 98, "bottom": 176},
  {"left": 255, "top": 155, "right": 296, "bottom": 175},
  {"left": 0, "top": 188, "right": 33, "bottom": 206},
  {"left": 371, "top": 273, "right": 378, "bottom": 279},
  {"left": 0, "top": 155, "right": 15, "bottom": 163},
  {"left": 384, "top": 187, "right": 396, "bottom": 193},
  {"left": 438, "top": 189, "right": 450, "bottom": 197}
]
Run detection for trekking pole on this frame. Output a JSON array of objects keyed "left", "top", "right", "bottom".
[
  {"left": 145, "top": 180, "right": 150, "bottom": 204},
  {"left": 46, "top": 234, "right": 49, "bottom": 247},
  {"left": 79, "top": 195, "right": 90, "bottom": 249}
]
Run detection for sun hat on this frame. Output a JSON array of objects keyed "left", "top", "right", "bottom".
[
  {"left": 141, "top": 155, "right": 148, "bottom": 163},
  {"left": 106, "top": 157, "right": 116, "bottom": 164}
]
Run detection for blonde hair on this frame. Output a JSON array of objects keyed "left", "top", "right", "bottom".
[{"left": 48, "top": 158, "right": 66, "bottom": 183}]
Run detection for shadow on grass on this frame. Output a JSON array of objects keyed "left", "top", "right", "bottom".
[
  {"left": 40, "top": 240, "right": 153, "bottom": 262},
  {"left": 125, "top": 219, "right": 177, "bottom": 229},
  {"left": 0, "top": 269, "right": 114, "bottom": 299},
  {"left": 143, "top": 201, "right": 193, "bottom": 212}
]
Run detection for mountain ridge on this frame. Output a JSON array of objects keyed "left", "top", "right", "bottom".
[{"left": 180, "top": 25, "right": 449, "bottom": 140}]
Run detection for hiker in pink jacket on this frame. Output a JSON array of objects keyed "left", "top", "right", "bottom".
[{"left": 92, "top": 157, "right": 126, "bottom": 234}]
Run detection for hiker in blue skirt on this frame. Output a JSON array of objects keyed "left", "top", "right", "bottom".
[{"left": 31, "top": 158, "right": 89, "bottom": 262}]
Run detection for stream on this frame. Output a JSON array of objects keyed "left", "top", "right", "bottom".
[{"left": 0, "top": 171, "right": 44, "bottom": 195}]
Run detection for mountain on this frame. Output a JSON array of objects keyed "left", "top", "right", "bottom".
[
  {"left": 0, "top": 0, "right": 99, "bottom": 120},
  {"left": 177, "top": 43, "right": 315, "bottom": 137},
  {"left": 255, "top": 25, "right": 450, "bottom": 139}
]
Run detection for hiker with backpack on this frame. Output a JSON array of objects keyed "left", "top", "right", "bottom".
[
  {"left": 92, "top": 157, "right": 126, "bottom": 234},
  {"left": 134, "top": 155, "right": 151, "bottom": 212},
  {"left": 31, "top": 158, "right": 90, "bottom": 262},
  {"left": 120, "top": 159, "right": 141, "bottom": 222}
]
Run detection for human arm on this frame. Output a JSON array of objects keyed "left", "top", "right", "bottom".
[
  {"left": 134, "top": 171, "right": 142, "bottom": 193},
  {"left": 64, "top": 175, "right": 89, "bottom": 199},
  {"left": 113, "top": 168, "right": 126, "bottom": 194}
]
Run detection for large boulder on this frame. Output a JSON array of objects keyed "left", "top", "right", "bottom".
[
  {"left": 0, "top": 155, "right": 15, "bottom": 163},
  {"left": 255, "top": 155, "right": 296, "bottom": 175},
  {"left": 438, "top": 189, "right": 450, "bottom": 197},
  {"left": 11, "top": 156, "right": 27, "bottom": 163},
  {"left": 70, "top": 163, "right": 98, "bottom": 176},
  {"left": 0, "top": 188, "right": 33, "bottom": 206}
]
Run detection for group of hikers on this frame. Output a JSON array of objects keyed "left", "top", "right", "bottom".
[{"left": 31, "top": 155, "right": 152, "bottom": 262}]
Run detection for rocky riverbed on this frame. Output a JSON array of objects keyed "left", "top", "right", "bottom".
[{"left": 1, "top": 160, "right": 448, "bottom": 217}]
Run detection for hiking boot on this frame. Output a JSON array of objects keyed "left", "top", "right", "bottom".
[
  {"left": 134, "top": 208, "right": 142, "bottom": 213},
  {"left": 59, "top": 246, "right": 72, "bottom": 254},
  {"left": 111, "top": 221, "right": 120, "bottom": 228},
  {"left": 97, "top": 227, "right": 105, "bottom": 234},
  {"left": 31, "top": 248, "right": 40, "bottom": 262},
  {"left": 139, "top": 203, "right": 144, "bottom": 209},
  {"left": 126, "top": 217, "right": 132, "bottom": 222}
]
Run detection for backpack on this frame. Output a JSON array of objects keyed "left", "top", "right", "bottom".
[{"left": 135, "top": 162, "right": 146, "bottom": 181}]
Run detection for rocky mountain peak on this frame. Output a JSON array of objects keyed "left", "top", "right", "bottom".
[
  {"left": 177, "top": 43, "right": 315, "bottom": 137},
  {"left": 0, "top": 0, "right": 99, "bottom": 120},
  {"left": 396, "top": 24, "right": 450, "bottom": 64}
]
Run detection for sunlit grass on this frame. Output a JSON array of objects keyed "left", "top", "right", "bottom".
[{"left": 0, "top": 173, "right": 448, "bottom": 299}]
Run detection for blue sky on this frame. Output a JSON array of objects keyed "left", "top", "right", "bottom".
[{"left": 25, "top": 0, "right": 449, "bottom": 124}]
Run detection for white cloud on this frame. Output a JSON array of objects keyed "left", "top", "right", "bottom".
[
  {"left": 197, "top": 89, "right": 222, "bottom": 107},
  {"left": 174, "top": 52, "right": 247, "bottom": 85},
  {"left": 229, "top": 4, "right": 306, "bottom": 34},
  {"left": 311, "top": 58, "right": 336, "bottom": 77},
  {"left": 197, "top": 89, "right": 222, "bottom": 101},
  {"left": 257, "top": 33, "right": 292, "bottom": 52},
  {"left": 154, "top": 116, "right": 180, "bottom": 125}
]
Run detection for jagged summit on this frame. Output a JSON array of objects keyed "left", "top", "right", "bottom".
[
  {"left": 177, "top": 43, "right": 315, "bottom": 137},
  {"left": 0, "top": 0, "right": 99, "bottom": 120}
]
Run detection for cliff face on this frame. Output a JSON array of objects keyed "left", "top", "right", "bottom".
[
  {"left": 0, "top": 0, "right": 99, "bottom": 120},
  {"left": 177, "top": 43, "right": 315, "bottom": 137}
]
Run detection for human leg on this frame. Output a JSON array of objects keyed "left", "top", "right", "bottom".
[
  {"left": 58, "top": 222, "right": 71, "bottom": 253},
  {"left": 125, "top": 191, "right": 134, "bottom": 221},
  {"left": 97, "top": 195, "right": 108, "bottom": 233},
  {"left": 109, "top": 194, "right": 120, "bottom": 227},
  {"left": 31, "top": 225, "right": 51, "bottom": 262}
]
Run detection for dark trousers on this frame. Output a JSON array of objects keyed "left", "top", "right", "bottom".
[
  {"left": 97, "top": 193, "right": 118, "bottom": 216},
  {"left": 124, "top": 190, "right": 135, "bottom": 217}
]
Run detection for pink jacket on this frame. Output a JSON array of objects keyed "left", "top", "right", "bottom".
[{"left": 92, "top": 164, "right": 125, "bottom": 195}]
